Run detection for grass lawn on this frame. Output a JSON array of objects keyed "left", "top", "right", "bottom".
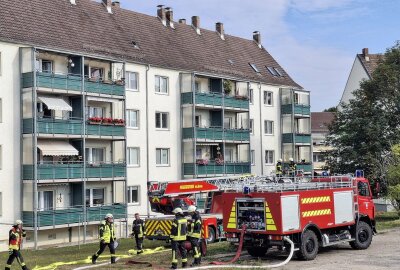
[{"left": 375, "top": 211, "right": 400, "bottom": 231}]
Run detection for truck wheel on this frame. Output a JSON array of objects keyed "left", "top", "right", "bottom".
[
  {"left": 350, "top": 221, "right": 373, "bottom": 250},
  {"left": 297, "top": 230, "right": 319, "bottom": 260},
  {"left": 247, "top": 247, "right": 268, "bottom": 257},
  {"left": 207, "top": 227, "right": 216, "bottom": 243}
]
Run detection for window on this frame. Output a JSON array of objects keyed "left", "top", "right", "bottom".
[
  {"left": 48, "top": 233, "right": 57, "bottom": 240},
  {"left": 128, "top": 147, "right": 140, "bottom": 166},
  {"left": 156, "top": 148, "right": 169, "bottom": 165},
  {"left": 196, "top": 148, "right": 202, "bottom": 159},
  {"left": 85, "top": 148, "right": 104, "bottom": 164},
  {"left": 251, "top": 150, "right": 255, "bottom": 165},
  {"left": 38, "top": 191, "right": 54, "bottom": 211},
  {"left": 249, "top": 63, "right": 260, "bottom": 73},
  {"left": 263, "top": 91, "right": 273, "bottom": 105},
  {"left": 194, "top": 81, "right": 200, "bottom": 92},
  {"left": 264, "top": 120, "right": 274, "bottom": 135},
  {"left": 225, "top": 148, "right": 234, "bottom": 162},
  {"left": 224, "top": 117, "right": 232, "bottom": 129},
  {"left": 126, "top": 72, "right": 138, "bottom": 91},
  {"left": 86, "top": 188, "right": 105, "bottom": 207},
  {"left": 36, "top": 59, "right": 53, "bottom": 73},
  {"left": 265, "top": 150, "right": 274, "bottom": 164},
  {"left": 90, "top": 67, "right": 104, "bottom": 79},
  {"left": 358, "top": 182, "right": 370, "bottom": 197},
  {"left": 155, "top": 112, "right": 169, "bottom": 129},
  {"left": 155, "top": 75, "right": 168, "bottom": 93},
  {"left": 313, "top": 153, "right": 326, "bottom": 162},
  {"left": 88, "top": 106, "right": 104, "bottom": 118},
  {"left": 195, "top": 115, "right": 201, "bottom": 127},
  {"left": 266, "top": 66, "right": 278, "bottom": 76},
  {"left": 128, "top": 186, "right": 140, "bottom": 204},
  {"left": 274, "top": 67, "right": 284, "bottom": 77},
  {"left": 249, "top": 119, "right": 254, "bottom": 134},
  {"left": 249, "top": 89, "right": 253, "bottom": 104},
  {"left": 126, "top": 110, "right": 139, "bottom": 128}
]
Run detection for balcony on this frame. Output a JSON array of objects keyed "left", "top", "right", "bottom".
[
  {"left": 22, "top": 204, "right": 127, "bottom": 228},
  {"left": 86, "top": 123, "right": 125, "bottom": 137},
  {"left": 22, "top": 72, "right": 82, "bottom": 92},
  {"left": 23, "top": 118, "right": 83, "bottom": 135},
  {"left": 181, "top": 92, "right": 249, "bottom": 110},
  {"left": 183, "top": 161, "right": 251, "bottom": 176},
  {"left": 281, "top": 104, "right": 310, "bottom": 117},
  {"left": 85, "top": 79, "right": 125, "bottom": 97},
  {"left": 22, "top": 162, "right": 126, "bottom": 180},
  {"left": 182, "top": 127, "right": 250, "bottom": 142},
  {"left": 282, "top": 133, "right": 312, "bottom": 144}
]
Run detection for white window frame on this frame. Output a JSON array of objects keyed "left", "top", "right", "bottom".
[
  {"left": 251, "top": 150, "right": 255, "bottom": 166},
  {"left": 264, "top": 120, "right": 274, "bottom": 135},
  {"left": 249, "top": 119, "right": 254, "bottom": 135},
  {"left": 249, "top": 89, "right": 253, "bottom": 104},
  {"left": 126, "top": 71, "right": 139, "bottom": 91},
  {"left": 224, "top": 117, "right": 232, "bottom": 129},
  {"left": 155, "top": 112, "right": 169, "bottom": 130},
  {"left": 195, "top": 115, "right": 201, "bottom": 127},
  {"left": 264, "top": 91, "right": 273, "bottom": 106},
  {"left": 88, "top": 106, "right": 104, "bottom": 118},
  {"left": 156, "top": 148, "right": 170, "bottom": 166},
  {"left": 85, "top": 147, "right": 105, "bottom": 164},
  {"left": 86, "top": 188, "right": 105, "bottom": 207},
  {"left": 265, "top": 150, "right": 274, "bottom": 165},
  {"left": 36, "top": 59, "right": 53, "bottom": 73},
  {"left": 127, "top": 147, "right": 140, "bottom": 167},
  {"left": 155, "top": 75, "right": 169, "bottom": 94},
  {"left": 225, "top": 148, "right": 234, "bottom": 162},
  {"left": 38, "top": 190, "right": 54, "bottom": 211},
  {"left": 126, "top": 109, "right": 139, "bottom": 129},
  {"left": 127, "top": 186, "right": 140, "bottom": 204}
]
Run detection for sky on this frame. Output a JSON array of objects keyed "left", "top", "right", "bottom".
[{"left": 119, "top": 0, "right": 400, "bottom": 111}]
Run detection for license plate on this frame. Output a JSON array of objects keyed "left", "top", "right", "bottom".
[{"left": 227, "top": 238, "right": 239, "bottom": 243}]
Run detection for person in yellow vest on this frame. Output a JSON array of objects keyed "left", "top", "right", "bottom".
[
  {"left": 91, "top": 213, "right": 116, "bottom": 264},
  {"left": 5, "top": 220, "right": 30, "bottom": 270},
  {"left": 187, "top": 205, "right": 202, "bottom": 266},
  {"left": 132, "top": 213, "right": 145, "bottom": 254},
  {"left": 289, "top": 157, "right": 297, "bottom": 177},
  {"left": 275, "top": 158, "right": 283, "bottom": 178},
  {"left": 170, "top": 207, "right": 188, "bottom": 269}
]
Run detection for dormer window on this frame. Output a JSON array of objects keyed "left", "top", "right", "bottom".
[
  {"left": 249, "top": 63, "right": 260, "bottom": 73},
  {"left": 267, "top": 66, "right": 284, "bottom": 77}
]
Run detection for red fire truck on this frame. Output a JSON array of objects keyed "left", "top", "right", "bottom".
[{"left": 222, "top": 175, "right": 376, "bottom": 260}]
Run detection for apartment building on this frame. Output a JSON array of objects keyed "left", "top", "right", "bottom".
[
  {"left": 311, "top": 112, "right": 334, "bottom": 175},
  {"left": 0, "top": 0, "right": 310, "bottom": 249}
]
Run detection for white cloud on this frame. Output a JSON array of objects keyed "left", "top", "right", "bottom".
[{"left": 289, "top": 0, "right": 354, "bottom": 12}]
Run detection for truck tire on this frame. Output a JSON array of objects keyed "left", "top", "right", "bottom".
[
  {"left": 350, "top": 221, "right": 373, "bottom": 250},
  {"left": 207, "top": 226, "right": 216, "bottom": 243},
  {"left": 297, "top": 230, "right": 319, "bottom": 260},
  {"left": 247, "top": 247, "right": 268, "bottom": 257}
]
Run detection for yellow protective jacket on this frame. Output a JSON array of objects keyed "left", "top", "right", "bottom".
[
  {"left": 99, "top": 221, "right": 115, "bottom": 244},
  {"left": 170, "top": 215, "right": 187, "bottom": 241},
  {"left": 276, "top": 162, "right": 283, "bottom": 175},
  {"left": 9, "top": 226, "right": 26, "bottom": 250},
  {"left": 188, "top": 212, "right": 202, "bottom": 239}
]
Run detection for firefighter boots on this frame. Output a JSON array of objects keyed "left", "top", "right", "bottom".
[
  {"left": 182, "top": 262, "right": 187, "bottom": 268},
  {"left": 170, "top": 263, "right": 177, "bottom": 269},
  {"left": 91, "top": 254, "right": 97, "bottom": 264}
]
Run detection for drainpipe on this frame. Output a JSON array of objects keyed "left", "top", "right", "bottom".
[
  {"left": 258, "top": 82, "right": 263, "bottom": 175},
  {"left": 145, "top": 65, "right": 150, "bottom": 217},
  {"left": 122, "top": 62, "right": 128, "bottom": 237},
  {"left": 81, "top": 55, "right": 87, "bottom": 244},
  {"left": 32, "top": 48, "right": 38, "bottom": 250}
]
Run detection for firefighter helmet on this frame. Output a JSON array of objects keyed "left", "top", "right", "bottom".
[
  {"left": 188, "top": 205, "right": 197, "bottom": 213},
  {"left": 289, "top": 157, "right": 294, "bottom": 162},
  {"left": 278, "top": 158, "right": 282, "bottom": 162},
  {"left": 15, "top": 220, "right": 23, "bottom": 225},
  {"left": 105, "top": 213, "right": 114, "bottom": 219},
  {"left": 172, "top": 207, "right": 183, "bottom": 214}
]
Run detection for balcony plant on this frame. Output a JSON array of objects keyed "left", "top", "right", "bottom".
[
  {"left": 102, "top": 117, "right": 114, "bottom": 125},
  {"left": 196, "top": 159, "right": 209, "bottom": 166},
  {"left": 88, "top": 117, "right": 102, "bottom": 124},
  {"left": 223, "top": 80, "right": 232, "bottom": 95},
  {"left": 215, "top": 157, "right": 224, "bottom": 165},
  {"left": 113, "top": 118, "right": 125, "bottom": 126}
]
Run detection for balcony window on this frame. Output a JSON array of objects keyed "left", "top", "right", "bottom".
[
  {"left": 127, "top": 110, "right": 139, "bottom": 128},
  {"left": 126, "top": 72, "right": 138, "bottom": 91},
  {"left": 128, "top": 147, "right": 140, "bottom": 166},
  {"left": 90, "top": 67, "right": 104, "bottom": 80},
  {"left": 155, "top": 75, "right": 168, "bottom": 94},
  {"left": 251, "top": 150, "right": 255, "bottom": 165},
  {"left": 88, "top": 106, "right": 104, "bottom": 118},
  {"left": 249, "top": 119, "right": 254, "bottom": 134},
  {"left": 195, "top": 115, "right": 201, "bottom": 127},
  {"left": 224, "top": 117, "right": 232, "bottom": 129},
  {"left": 265, "top": 150, "right": 274, "bottom": 164},
  {"left": 86, "top": 188, "right": 105, "bottom": 207},
  {"left": 156, "top": 112, "right": 169, "bottom": 129},
  {"left": 36, "top": 59, "right": 53, "bottom": 73},
  {"left": 156, "top": 148, "right": 169, "bottom": 166},
  {"left": 225, "top": 148, "right": 233, "bottom": 162},
  {"left": 38, "top": 191, "right": 54, "bottom": 211},
  {"left": 264, "top": 91, "right": 273, "bottom": 106},
  {"left": 249, "top": 89, "right": 253, "bottom": 104},
  {"left": 85, "top": 148, "right": 104, "bottom": 164},
  {"left": 128, "top": 186, "right": 140, "bottom": 204},
  {"left": 196, "top": 148, "right": 202, "bottom": 159},
  {"left": 313, "top": 153, "right": 326, "bottom": 162},
  {"left": 264, "top": 120, "right": 274, "bottom": 135}
]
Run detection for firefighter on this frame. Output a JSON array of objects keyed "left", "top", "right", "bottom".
[
  {"left": 91, "top": 213, "right": 116, "bottom": 264},
  {"left": 170, "top": 207, "right": 188, "bottom": 269},
  {"left": 275, "top": 159, "right": 283, "bottom": 178},
  {"left": 289, "top": 157, "right": 297, "bottom": 177},
  {"left": 132, "top": 213, "right": 145, "bottom": 254},
  {"left": 187, "top": 205, "right": 202, "bottom": 266},
  {"left": 5, "top": 220, "right": 30, "bottom": 270}
]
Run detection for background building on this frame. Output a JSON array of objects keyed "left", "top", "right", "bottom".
[{"left": 311, "top": 112, "right": 334, "bottom": 175}]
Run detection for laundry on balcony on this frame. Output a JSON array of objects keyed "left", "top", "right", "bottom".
[
  {"left": 37, "top": 141, "right": 78, "bottom": 156},
  {"left": 38, "top": 96, "right": 72, "bottom": 111}
]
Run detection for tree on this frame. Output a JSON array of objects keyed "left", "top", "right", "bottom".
[
  {"left": 387, "top": 144, "right": 400, "bottom": 215},
  {"left": 326, "top": 41, "right": 400, "bottom": 188},
  {"left": 323, "top": 106, "right": 337, "bottom": 112}
]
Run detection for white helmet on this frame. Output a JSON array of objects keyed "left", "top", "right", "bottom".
[
  {"left": 172, "top": 208, "right": 183, "bottom": 214},
  {"left": 278, "top": 159, "right": 282, "bottom": 162},
  {"left": 289, "top": 158, "right": 294, "bottom": 162},
  {"left": 15, "top": 220, "right": 23, "bottom": 225},
  {"left": 105, "top": 213, "right": 113, "bottom": 219},
  {"left": 188, "top": 205, "right": 197, "bottom": 213}
]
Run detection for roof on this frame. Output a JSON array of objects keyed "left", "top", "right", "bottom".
[
  {"left": 0, "top": 0, "right": 302, "bottom": 88},
  {"left": 311, "top": 112, "right": 335, "bottom": 133},
  {"left": 357, "top": 53, "right": 384, "bottom": 78}
]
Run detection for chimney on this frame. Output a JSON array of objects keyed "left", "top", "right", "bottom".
[
  {"left": 157, "top": 5, "right": 167, "bottom": 26},
  {"left": 192, "top": 16, "right": 201, "bottom": 35},
  {"left": 70, "top": 0, "right": 76, "bottom": 5},
  {"left": 165, "top": 7, "right": 175, "bottom": 28},
  {"left": 112, "top": 1, "right": 120, "bottom": 9},
  {"left": 216, "top": 22, "right": 225, "bottom": 40},
  {"left": 102, "top": 0, "right": 112, "bottom": 14},
  {"left": 253, "top": 31, "right": 262, "bottom": 48},
  {"left": 362, "top": 48, "right": 370, "bottom": 61},
  {"left": 179, "top": 19, "right": 186, "bottom": 24}
]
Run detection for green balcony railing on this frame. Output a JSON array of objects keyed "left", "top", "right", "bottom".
[
  {"left": 23, "top": 118, "right": 83, "bottom": 135},
  {"left": 22, "top": 72, "right": 82, "bottom": 92},
  {"left": 85, "top": 79, "right": 125, "bottom": 96},
  {"left": 22, "top": 204, "right": 127, "bottom": 227},
  {"left": 181, "top": 92, "right": 249, "bottom": 110},
  {"left": 281, "top": 104, "right": 311, "bottom": 116},
  {"left": 282, "top": 133, "right": 312, "bottom": 144},
  {"left": 182, "top": 127, "right": 250, "bottom": 142},
  {"left": 23, "top": 162, "right": 126, "bottom": 180},
  {"left": 86, "top": 123, "right": 125, "bottom": 137},
  {"left": 183, "top": 161, "right": 251, "bottom": 176}
]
